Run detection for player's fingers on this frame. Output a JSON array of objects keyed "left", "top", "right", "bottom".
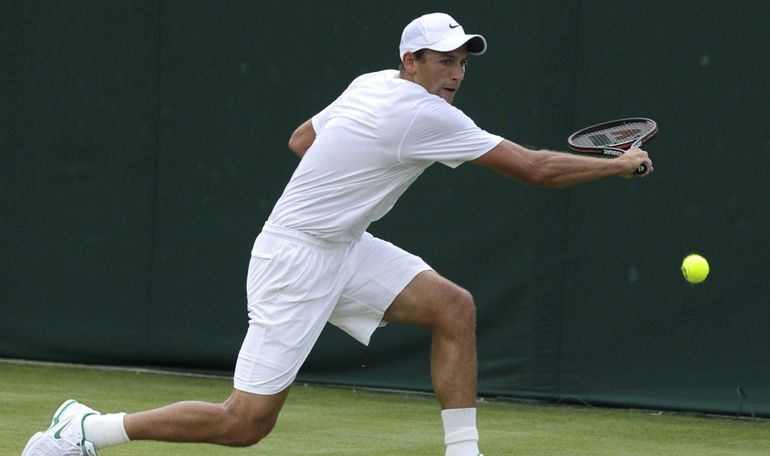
[
  {"left": 626, "top": 148, "right": 652, "bottom": 177},
  {"left": 642, "top": 161, "right": 652, "bottom": 176},
  {"left": 638, "top": 159, "right": 653, "bottom": 177}
]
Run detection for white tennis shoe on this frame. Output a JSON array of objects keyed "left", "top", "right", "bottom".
[{"left": 21, "top": 400, "right": 100, "bottom": 456}]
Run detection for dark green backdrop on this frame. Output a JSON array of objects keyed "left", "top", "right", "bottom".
[{"left": 2, "top": 1, "right": 769, "bottom": 417}]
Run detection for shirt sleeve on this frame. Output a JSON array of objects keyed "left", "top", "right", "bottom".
[
  {"left": 311, "top": 73, "right": 371, "bottom": 133},
  {"left": 311, "top": 96, "right": 339, "bottom": 133},
  {"left": 399, "top": 99, "right": 503, "bottom": 168}
]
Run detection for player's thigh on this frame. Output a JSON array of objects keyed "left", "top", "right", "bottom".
[
  {"left": 383, "top": 270, "right": 474, "bottom": 328},
  {"left": 329, "top": 233, "right": 430, "bottom": 345},
  {"left": 236, "top": 230, "right": 349, "bottom": 394}
]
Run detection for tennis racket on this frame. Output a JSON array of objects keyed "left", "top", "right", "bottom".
[{"left": 567, "top": 117, "right": 658, "bottom": 174}]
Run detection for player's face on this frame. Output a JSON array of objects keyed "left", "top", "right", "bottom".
[{"left": 411, "top": 48, "right": 470, "bottom": 104}]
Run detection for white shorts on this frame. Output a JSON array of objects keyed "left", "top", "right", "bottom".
[{"left": 233, "top": 224, "right": 431, "bottom": 395}]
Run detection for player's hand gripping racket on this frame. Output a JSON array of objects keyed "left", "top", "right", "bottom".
[{"left": 567, "top": 117, "right": 658, "bottom": 175}]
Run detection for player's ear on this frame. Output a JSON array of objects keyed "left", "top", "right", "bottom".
[{"left": 402, "top": 52, "right": 418, "bottom": 73}]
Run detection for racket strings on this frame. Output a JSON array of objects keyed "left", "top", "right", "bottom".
[{"left": 572, "top": 121, "right": 654, "bottom": 148}]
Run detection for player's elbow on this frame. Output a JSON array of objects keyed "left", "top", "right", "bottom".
[
  {"left": 514, "top": 165, "right": 545, "bottom": 187},
  {"left": 289, "top": 130, "right": 313, "bottom": 157},
  {"left": 521, "top": 169, "right": 565, "bottom": 188},
  {"left": 511, "top": 158, "right": 559, "bottom": 188},
  {"left": 287, "top": 135, "right": 307, "bottom": 158},
  {"left": 475, "top": 142, "right": 563, "bottom": 188},
  {"left": 287, "top": 120, "right": 316, "bottom": 158},
  {"left": 516, "top": 152, "right": 576, "bottom": 188}
]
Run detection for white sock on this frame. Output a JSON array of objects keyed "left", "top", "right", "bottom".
[
  {"left": 83, "top": 413, "right": 131, "bottom": 449},
  {"left": 441, "top": 408, "right": 480, "bottom": 456}
]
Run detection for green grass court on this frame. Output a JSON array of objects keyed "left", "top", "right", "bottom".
[{"left": 2, "top": 361, "right": 768, "bottom": 455}]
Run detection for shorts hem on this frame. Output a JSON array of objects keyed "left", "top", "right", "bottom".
[{"left": 234, "top": 380, "right": 293, "bottom": 396}]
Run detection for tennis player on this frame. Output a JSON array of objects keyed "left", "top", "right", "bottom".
[{"left": 22, "top": 12, "right": 652, "bottom": 456}]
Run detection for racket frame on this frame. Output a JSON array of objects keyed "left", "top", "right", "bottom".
[{"left": 567, "top": 117, "right": 658, "bottom": 173}]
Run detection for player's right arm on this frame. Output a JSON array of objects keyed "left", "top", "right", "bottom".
[
  {"left": 472, "top": 139, "right": 651, "bottom": 188},
  {"left": 288, "top": 119, "right": 316, "bottom": 158}
]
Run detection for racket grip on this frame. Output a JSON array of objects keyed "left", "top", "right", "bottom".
[{"left": 631, "top": 139, "right": 646, "bottom": 174}]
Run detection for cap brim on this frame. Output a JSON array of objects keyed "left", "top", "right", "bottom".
[{"left": 428, "top": 34, "right": 487, "bottom": 55}]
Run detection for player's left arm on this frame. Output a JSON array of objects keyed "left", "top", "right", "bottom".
[
  {"left": 288, "top": 119, "right": 316, "bottom": 158},
  {"left": 471, "top": 139, "right": 651, "bottom": 188}
]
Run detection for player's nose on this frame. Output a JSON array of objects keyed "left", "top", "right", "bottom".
[{"left": 453, "top": 64, "right": 465, "bottom": 81}]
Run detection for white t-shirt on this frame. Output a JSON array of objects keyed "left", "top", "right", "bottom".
[{"left": 267, "top": 69, "right": 503, "bottom": 242}]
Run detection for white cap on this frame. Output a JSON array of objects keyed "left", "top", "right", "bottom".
[{"left": 399, "top": 12, "right": 487, "bottom": 61}]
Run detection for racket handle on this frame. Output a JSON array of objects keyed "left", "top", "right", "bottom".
[{"left": 631, "top": 138, "right": 646, "bottom": 174}]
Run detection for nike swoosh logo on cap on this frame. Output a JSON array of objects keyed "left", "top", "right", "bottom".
[{"left": 449, "top": 23, "right": 460, "bottom": 29}]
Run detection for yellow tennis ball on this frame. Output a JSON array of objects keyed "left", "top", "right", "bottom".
[{"left": 681, "top": 254, "right": 709, "bottom": 284}]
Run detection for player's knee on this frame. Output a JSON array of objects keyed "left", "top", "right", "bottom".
[
  {"left": 226, "top": 416, "right": 277, "bottom": 447},
  {"left": 441, "top": 285, "right": 476, "bottom": 330},
  {"left": 456, "top": 287, "right": 476, "bottom": 323},
  {"left": 222, "top": 408, "right": 280, "bottom": 447}
]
